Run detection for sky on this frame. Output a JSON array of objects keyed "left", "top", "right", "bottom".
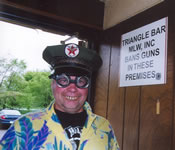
[{"left": 0, "top": 21, "right": 79, "bottom": 71}]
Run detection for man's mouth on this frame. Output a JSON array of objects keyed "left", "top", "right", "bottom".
[{"left": 65, "top": 96, "right": 78, "bottom": 101}]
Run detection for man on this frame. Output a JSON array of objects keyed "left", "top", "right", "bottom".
[{"left": 0, "top": 43, "right": 120, "bottom": 150}]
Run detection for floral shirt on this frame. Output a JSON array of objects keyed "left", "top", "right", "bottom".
[{"left": 0, "top": 101, "right": 120, "bottom": 150}]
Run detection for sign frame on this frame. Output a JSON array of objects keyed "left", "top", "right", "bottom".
[{"left": 119, "top": 17, "right": 168, "bottom": 87}]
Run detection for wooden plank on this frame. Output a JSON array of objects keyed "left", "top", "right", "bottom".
[
  {"left": 107, "top": 45, "right": 124, "bottom": 149},
  {"left": 173, "top": 86, "right": 175, "bottom": 150},
  {"left": 173, "top": 88, "right": 175, "bottom": 150},
  {"left": 139, "top": 83, "right": 173, "bottom": 150},
  {"left": 123, "top": 87, "right": 140, "bottom": 150},
  {"left": 94, "top": 44, "right": 111, "bottom": 118}
]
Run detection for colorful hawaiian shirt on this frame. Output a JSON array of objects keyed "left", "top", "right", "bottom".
[{"left": 0, "top": 101, "right": 120, "bottom": 150}]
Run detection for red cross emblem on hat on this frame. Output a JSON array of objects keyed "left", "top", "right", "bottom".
[{"left": 65, "top": 44, "right": 79, "bottom": 57}]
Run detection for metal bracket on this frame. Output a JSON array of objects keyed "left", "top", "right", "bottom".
[{"left": 60, "top": 32, "right": 79, "bottom": 45}]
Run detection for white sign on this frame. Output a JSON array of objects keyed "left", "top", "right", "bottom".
[{"left": 119, "top": 17, "right": 168, "bottom": 87}]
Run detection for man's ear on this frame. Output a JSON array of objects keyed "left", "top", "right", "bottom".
[{"left": 51, "top": 80, "right": 56, "bottom": 94}]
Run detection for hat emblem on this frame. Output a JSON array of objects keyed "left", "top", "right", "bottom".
[{"left": 65, "top": 44, "right": 79, "bottom": 57}]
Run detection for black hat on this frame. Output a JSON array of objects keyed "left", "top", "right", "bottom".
[{"left": 42, "top": 43, "right": 102, "bottom": 76}]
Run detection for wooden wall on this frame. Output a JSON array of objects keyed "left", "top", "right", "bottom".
[{"left": 94, "top": 0, "right": 175, "bottom": 150}]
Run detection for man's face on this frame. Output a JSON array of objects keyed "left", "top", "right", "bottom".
[{"left": 51, "top": 76, "right": 88, "bottom": 114}]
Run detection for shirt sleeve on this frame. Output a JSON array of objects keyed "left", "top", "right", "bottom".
[
  {"left": 0, "top": 124, "right": 18, "bottom": 149},
  {"left": 108, "top": 123, "right": 120, "bottom": 150}
]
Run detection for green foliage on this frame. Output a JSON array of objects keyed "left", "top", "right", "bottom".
[
  {"left": 0, "top": 58, "right": 26, "bottom": 87},
  {"left": 0, "top": 58, "right": 53, "bottom": 111},
  {"left": 0, "top": 58, "right": 27, "bottom": 109},
  {"left": 23, "top": 71, "right": 53, "bottom": 108}
]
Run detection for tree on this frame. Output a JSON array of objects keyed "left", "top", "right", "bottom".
[
  {"left": 0, "top": 58, "right": 26, "bottom": 87},
  {"left": 0, "top": 58, "right": 27, "bottom": 109},
  {"left": 22, "top": 71, "right": 53, "bottom": 109},
  {"left": 0, "top": 58, "right": 53, "bottom": 111}
]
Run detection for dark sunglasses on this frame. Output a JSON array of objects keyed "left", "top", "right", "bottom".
[{"left": 50, "top": 74, "right": 90, "bottom": 88}]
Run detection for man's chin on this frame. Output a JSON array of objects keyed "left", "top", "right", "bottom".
[{"left": 64, "top": 106, "right": 83, "bottom": 114}]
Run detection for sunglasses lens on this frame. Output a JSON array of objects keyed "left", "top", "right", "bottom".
[
  {"left": 77, "top": 76, "right": 89, "bottom": 88},
  {"left": 55, "top": 74, "right": 69, "bottom": 87}
]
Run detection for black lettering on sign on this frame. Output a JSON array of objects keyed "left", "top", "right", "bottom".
[
  {"left": 125, "top": 71, "right": 156, "bottom": 81},
  {"left": 141, "top": 48, "right": 160, "bottom": 59},
  {"left": 151, "top": 25, "right": 166, "bottom": 37},
  {"left": 129, "top": 43, "right": 142, "bottom": 52},
  {"left": 122, "top": 31, "right": 149, "bottom": 46},
  {"left": 144, "top": 39, "right": 155, "bottom": 48}
]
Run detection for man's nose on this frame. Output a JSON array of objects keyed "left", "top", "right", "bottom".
[{"left": 67, "top": 83, "right": 78, "bottom": 92}]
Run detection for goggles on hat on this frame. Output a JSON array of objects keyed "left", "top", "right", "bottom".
[{"left": 50, "top": 74, "right": 90, "bottom": 88}]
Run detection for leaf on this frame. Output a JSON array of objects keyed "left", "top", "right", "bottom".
[
  {"left": 18, "top": 117, "right": 35, "bottom": 150},
  {"left": 0, "top": 126, "right": 17, "bottom": 149},
  {"left": 51, "top": 113, "right": 61, "bottom": 124},
  {"left": 79, "top": 140, "right": 88, "bottom": 150},
  {"left": 53, "top": 137, "right": 58, "bottom": 150},
  {"left": 29, "top": 120, "right": 50, "bottom": 150}
]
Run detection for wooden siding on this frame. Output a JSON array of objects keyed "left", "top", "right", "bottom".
[{"left": 94, "top": 1, "right": 175, "bottom": 150}]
